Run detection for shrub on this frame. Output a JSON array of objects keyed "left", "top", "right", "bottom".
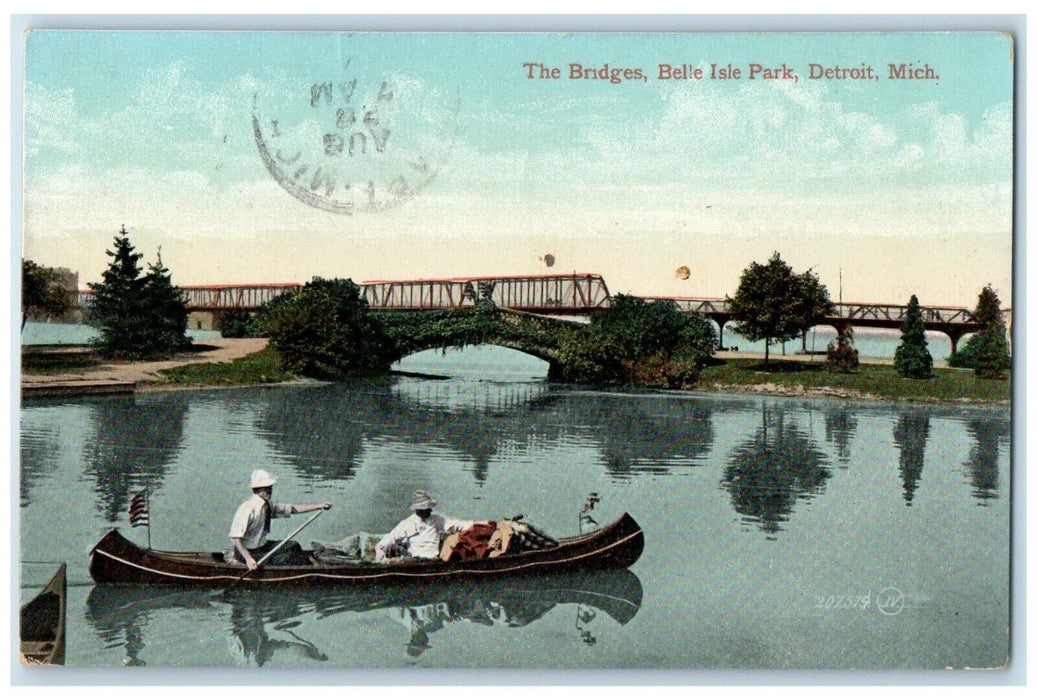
[
  {"left": 218, "top": 308, "right": 256, "bottom": 338},
  {"left": 253, "top": 277, "right": 396, "bottom": 379},
  {"left": 825, "top": 329, "right": 860, "bottom": 374}
]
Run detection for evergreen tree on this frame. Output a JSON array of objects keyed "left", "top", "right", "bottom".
[
  {"left": 893, "top": 294, "right": 933, "bottom": 379},
  {"left": 88, "top": 227, "right": 147, "bottom": 357},
  {"left": 970, "top": 285, "right": 1011, "bottom": 379},
  {"left": 141, "top": 250, "right": 190, "bottom": 354},
  {"left": 88, "top": 227, "right": 188, "bottom": 359},
  {"left": 728, "top": 252, "right": 833, "bottom": 365}
]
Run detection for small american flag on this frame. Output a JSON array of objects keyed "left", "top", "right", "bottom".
[{"left": 129, "top": 491, "right": 149, "bottom": 527}]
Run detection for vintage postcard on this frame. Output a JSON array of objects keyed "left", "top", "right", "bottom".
[{"left": 16, "top": 25, "right": 1014, "bottom": 677}]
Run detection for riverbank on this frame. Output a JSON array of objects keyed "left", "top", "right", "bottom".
[
  {"left": 699, "top": 357, "right": 1010, "bottom": 405},
  {"left": 20, "top": 338, "right": 278, "bottom": 397},
  {"left": 20, "top": 341, "right": 1010, "bottom": 405}
]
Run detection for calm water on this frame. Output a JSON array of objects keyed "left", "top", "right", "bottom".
[{"left": 19, "top": 347, "right": 1010, "bottom": 670}]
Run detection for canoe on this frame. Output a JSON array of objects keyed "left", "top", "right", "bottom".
[
  {"left": 20, "top": 563, "right": 67, "bottom": 666},
  {"left": 89, "top": 512, "right": 644, "bottom": 587}
]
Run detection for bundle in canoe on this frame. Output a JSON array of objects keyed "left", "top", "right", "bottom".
[
  {"left": 89, "top": 512, "right": 644, "bottom": 587},
  {"left": 20, "top": 563, "right": 67, "bottom": 666}
]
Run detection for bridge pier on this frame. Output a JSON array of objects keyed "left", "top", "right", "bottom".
[
  {"left": 711, "top": 313, "right": 733, "bottom": 350},
  {"left": 833, "top": 321, "right": 853, "bottom": 340},
  {"left": 938, "top": 327, "right": 970, "bottom": 358}
]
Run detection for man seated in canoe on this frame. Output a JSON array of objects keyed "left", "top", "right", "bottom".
[
  {"left": 229, "top": 469, "right": 331, "bottom": 570},
  {"left": 375, "top": 490, "right": 487, "bottom": 564}
]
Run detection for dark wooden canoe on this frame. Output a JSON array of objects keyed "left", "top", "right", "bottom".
[
  {"left": 20, "top": 563, "right": 67, "bottom": 666},
  {"left": 89, "top": 512, "right": 644, "bottom": 587}
]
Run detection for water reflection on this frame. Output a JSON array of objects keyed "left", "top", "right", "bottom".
[
  {"left": 228, "top": 595, "right": 330, "bottom": 666},
  {"left": 80, "top": 394, "right": 189, "bottom": 522},
  {"left": 85, "top": 569, "right": 642, "bottom": 666},
  {"left": 893, "top": 411, "right": 930, "bottom": 506},
  {"left": 252, "top": 382, "right": 716, "bottom": 488},
  {"left": 823, "top": 406, "right": 858, "bottom": 465},
  {"left": 19, "top": 404, "right": 75, "bottom": 508},
  {"left": 393, "top": 377, "right": 550, "bottom": 412},
  {"left": 721, "top": 405, "right": 831, "bottom": 536},
  {"left": 561, "top": 394, "right": 715, "bottom": 479},
  {"left": 965, "top": 417, "right": 1010, "bottom": 504}
]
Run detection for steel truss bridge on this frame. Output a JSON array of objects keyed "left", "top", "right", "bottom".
[{"left": 75, "top": 273, "right": 999, "bottom": 354}]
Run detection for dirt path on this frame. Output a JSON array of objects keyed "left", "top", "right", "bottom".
[{"left": 21, "top": 337, "right": 269, "bottom": 392}]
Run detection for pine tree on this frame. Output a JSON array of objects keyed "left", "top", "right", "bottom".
[
  {"left": 88, "top": 227, "right": 188, "bottom": 359},
  {"left": 970, "top": 285, "right": 1011, "bottom": 379},
  {"left": 88, "top": 227, "right": 148, "bottom": 358},
  {"left": 893, "top": 294, "right": 933, "bottom": 379},
  {"left": 142, "top": 250, "right": 190, "bottom": 354}
]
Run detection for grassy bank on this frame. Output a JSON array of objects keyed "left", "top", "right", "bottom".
[
  {"left": 23, "top": 344, "right": 1011, "bottom": 405},
  {"left": 698, "top": 358, "right": 1011, "bottom": 404},
  {"left": 21, "top": 346, "right": 104, "bottom": 374},
  {"left": 155, "top": 346, "right": 298, "bottom": 386}
]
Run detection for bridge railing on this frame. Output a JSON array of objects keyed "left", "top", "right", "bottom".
[
  {"left": 831, "top": 303, "right": 976, "bottom": 324},
  {"left": 638, "top": 297, "right": 983, "bottom": 325},
  {"left": 73, "top": 281, "right": 1003, "bottom": 329},
  {"left": 637, "top": 297, "right": 732, "bottom": 314},
  {"left": 77, "top": 283, "right": 302, "bottom": 311},
  {"left": 360, "top": 273, "right": 612, "bottom": 312}
]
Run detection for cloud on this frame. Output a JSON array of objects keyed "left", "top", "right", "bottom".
[{"left": 23, "top": 83, "right": 82, "bottom": 161}]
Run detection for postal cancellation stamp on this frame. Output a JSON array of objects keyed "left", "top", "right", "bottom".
[{"left": 252, "top": 58, "right": 459, "bottom": 215}]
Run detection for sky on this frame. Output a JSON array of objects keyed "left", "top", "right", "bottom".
[{"left": 20, "top": 30, "right": 1015, "bottom": 307}]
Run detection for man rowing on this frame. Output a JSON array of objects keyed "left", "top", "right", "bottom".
[{"left": 229, "top": 469, "right": 331, "bottom": 570}]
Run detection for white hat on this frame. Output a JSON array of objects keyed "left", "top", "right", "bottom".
[{"left": 250, "top": 469, "right": 277, "bottom": 489}]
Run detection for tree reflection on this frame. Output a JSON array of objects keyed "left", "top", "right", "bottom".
[
  {"left": 892, "top": 411, "right": 930, "bottom": 506},
  {"left": 823, "top": 406, "right": 857, "bottom": 465},
  {"left": 81, "top": 394, "right": 189, "bottom": 523},
  {"left": 594, "top": 399, "right": 714, "bottom": 480},
  {"left": 19, "top": 404, "right": 68, "bottom": 508},
  {"left": 722, "top": 406, "right": 831, "bottom": 535},
  {"left": 257, "top": 382, "right": 717, "bottom": 486},
  {"left": 257, "top": 384, "right": 371, "bottom": 483},
  {"left": 965, "top": 417, "right": 1010, "bottom": 503}
]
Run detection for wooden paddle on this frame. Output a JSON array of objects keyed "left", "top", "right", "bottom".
[{"left": 231, "top": 509, "right": 325, "bottom": 586}]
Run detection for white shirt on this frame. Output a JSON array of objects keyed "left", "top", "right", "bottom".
[
  {"left": 375, "top": 512, "right": 474, "bottom": 561},
  {"left": 228, "top": 494, "right": 292, "bottom": 549}
]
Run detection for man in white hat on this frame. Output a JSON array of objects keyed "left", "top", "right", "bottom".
[
  {"left": 375, "top": 490, "right": 482, "bottom": 563},
  {"left": 229, "top": 469, "right": 331, "bottom": 570}
]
